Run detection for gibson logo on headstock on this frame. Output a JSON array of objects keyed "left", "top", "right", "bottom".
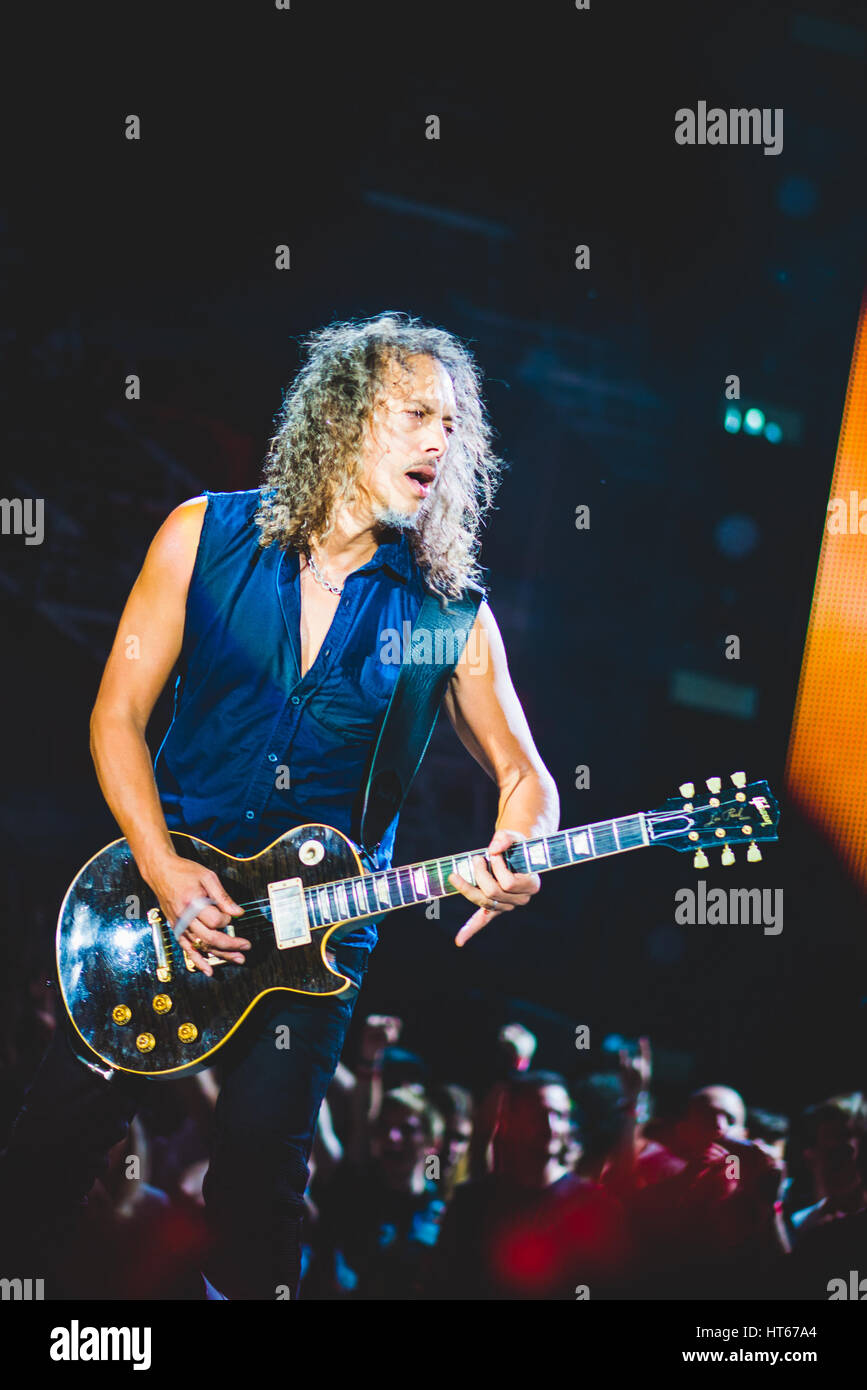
[{"left": 749, "top": 795, "right": 772, "bottom": 826}]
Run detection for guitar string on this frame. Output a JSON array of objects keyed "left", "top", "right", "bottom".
[
  {"left": 186, "top": 817, "right": 657, "bottom": 918},
  {"left": 159, "top": 809, "right": 755, "bottom": 939}
]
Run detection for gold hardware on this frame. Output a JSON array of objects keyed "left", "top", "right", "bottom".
[
  {"left": 111, "top": 1005, "right": 131, "bottom": 1026},
  {"left": 735, "top": 793, "right": 746, "bottom": 802},
  {"left": 731, "top": 771, "right": 746, "bottom": 788},
  {"left": 148, "top": 906, "right": 172, "bottom": 980},
  {"left": 706, "top": 777, "right": 721, "bottom": 794},
  {"left": 721, "top": 846, "right": 735, "bottom": 866},
  {"left": 714, "top": 829, "right": 725, "bottom": 838},
  {"left": 741, "top": 824, "right": 753, "bottom": 835},
  {"left": 184, "top": 953, "right": 197, "bottom": 972},
  {"left": 688, "top": 831, "right": 699, "bottom": 841},
  {"left": 693, "top": 849, "right": 709, "bottom": 869},
  {"left": 152, "top": 994, "right": 172, "bottom": 1014},
  {"left": 709, "top": 797, "right": 720, "bottom": 807},
  {"left": 679, "top": 782, "right": 695, "bottom": 799},
  {"left": 178, "top": 1023, "right": 198, "bottom": 1043},
  {"left": 135, "top": 1033, "right": 156, "bottom": 1053},
  {"left": 747, "top": 842, "right": 762, "bottom": 862}
]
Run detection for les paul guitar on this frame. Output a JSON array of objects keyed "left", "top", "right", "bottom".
[{"left": 57, "top": 773, "right": 779, "bottom": 1078}]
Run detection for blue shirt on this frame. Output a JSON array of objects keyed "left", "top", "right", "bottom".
[{"left": 154, "top": 489, "right": 430, "bottom": 950}]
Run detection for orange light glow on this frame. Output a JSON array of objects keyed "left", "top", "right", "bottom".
[{"left": 786, "top": 288, "right": 867, "bottom": 888}]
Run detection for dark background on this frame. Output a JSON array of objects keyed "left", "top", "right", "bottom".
[{"left": 2, "top": 0, "right": 866, "bottom": 1114}]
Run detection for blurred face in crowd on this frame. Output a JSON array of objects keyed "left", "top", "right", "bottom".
[
  {"left": 681, "top": 1086, "right": 747, "bottom": 1150},
  {"left": 440, "top": 1115, "right": 473, "bottom": 1180},
  {"left": 496, "top": 1083, "right": 574, "bottom": 1180},
  {"left": 806, "top": 1111, "right": 864, "bottom": 1204},
  {"left": 371, "top": 1099, "right": 431, "bottom": 1186}
]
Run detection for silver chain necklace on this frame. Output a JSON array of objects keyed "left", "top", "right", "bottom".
[{"left": 305, "top": 551, "right": 343, "bottom": 595}]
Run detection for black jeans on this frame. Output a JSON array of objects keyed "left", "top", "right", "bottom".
[{"left": 0, "top": 944, "right": 368, "bottom": 1300}]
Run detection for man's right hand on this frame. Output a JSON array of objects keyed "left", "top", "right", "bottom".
[{"left": 144, "top": 854, "right": 249, "bottom": 977}]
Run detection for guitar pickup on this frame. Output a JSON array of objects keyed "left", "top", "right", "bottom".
[{"left": 267, "top": 877, "right": 312, "bottom": 950}]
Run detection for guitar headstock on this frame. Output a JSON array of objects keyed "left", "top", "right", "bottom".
[{"left": 646, "top": 773, "right": 779, "bottom": 868}]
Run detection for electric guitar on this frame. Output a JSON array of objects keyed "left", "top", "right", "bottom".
[{"left": 56, "top": 773, "right": 779, "bottom": 1078}]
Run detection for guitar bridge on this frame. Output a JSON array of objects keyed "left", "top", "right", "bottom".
[
  {"left": 147, "top": 907, "right": 173, "bottom": 981},
  {"left": 267, "top": 877, "right": 312, "bottom": 950}
]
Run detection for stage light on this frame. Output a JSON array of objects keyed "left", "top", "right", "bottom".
[
  {"left": 787, "top": 286, "right": 867, "bottom": 894},
  {"left": 714, "top": 513, "right": 760, "bottom": 559},
  {"left": 777, "top": 175, "right": 818, "bottom": 219},
  {"left": 724, "top": 401, "right": 802, "bottom": 443}
]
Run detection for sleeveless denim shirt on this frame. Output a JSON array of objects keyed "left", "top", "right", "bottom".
[{"left": 153, "top": 489, "right": 430, "bottom": 951}]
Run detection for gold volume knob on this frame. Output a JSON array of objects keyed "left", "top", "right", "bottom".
[
  {"left": 135, "top": 1033, "right": 156, "bottom": 1053},
  {"left": 152, "top": 994, "right": 172, "bottom": 1014},
  {"left": 112, "top": 1005, "right": 132, "bottom": 1026},
  {"left": 178, "top": 1023, "right": 198, "bottom": 1044}
]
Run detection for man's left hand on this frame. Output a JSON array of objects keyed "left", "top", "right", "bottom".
[{"left": 449, "top": 828, "right": 541, "bottom": 947}]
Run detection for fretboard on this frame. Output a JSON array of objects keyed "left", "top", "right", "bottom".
[{"left": 302, "top": 813, "right": 649, "bottom": 929}]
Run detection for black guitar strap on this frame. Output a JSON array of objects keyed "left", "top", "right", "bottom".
[{"left": 355, "top": 584, "right": 485, "bottom": 859}]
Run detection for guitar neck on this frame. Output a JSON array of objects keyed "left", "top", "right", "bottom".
[{"left": 302, "top": 812, "right": 650, "bottom": 930}]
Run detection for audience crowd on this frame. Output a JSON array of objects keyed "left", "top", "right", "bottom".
[{"left": 1, "top": 974, "right": 864, "bottom": 1301}]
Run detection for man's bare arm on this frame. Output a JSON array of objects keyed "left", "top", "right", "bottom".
[
  {"left": 89, "top": 496, "right": 248, "bottom": 974},
  {"left": 441, "top": 600, "right": 559, "bottom": 943}
]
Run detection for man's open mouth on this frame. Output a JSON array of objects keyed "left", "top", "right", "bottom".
[{"left": 404, "top": 466, "right": 436, "bottom": 497}]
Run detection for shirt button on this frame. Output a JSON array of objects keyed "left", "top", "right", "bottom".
[
  {"left": 268, "top": 753, "right": 277, "bottom": 762},
  {"left": 245, "top": 810, "right": 255, "bottom": 820},
  {"left": 291, "top": 695, "right": 301, "bottom": 705}
]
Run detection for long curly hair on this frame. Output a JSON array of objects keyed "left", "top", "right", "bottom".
[{"left": 255, "top": 312, "right": 503, "bottom": 599}]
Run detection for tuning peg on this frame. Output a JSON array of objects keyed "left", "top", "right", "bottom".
[
  {"left": 721, "top": 845, "right": 735, "bottom": 866},
  {"left": 747, "top": 842, "right": 762, "bottom": 863},
  {"left": 679, "top": 782, "right": 695, "bottom": 799},
  {"left": 731, "top": 771, "right": 746, "bottom": 788},
  {"left": 693, "top": 848, "right": 709, "bottom": 869},
  {"left": 706, "top": 777, "right": 722, "bottom": 794}
]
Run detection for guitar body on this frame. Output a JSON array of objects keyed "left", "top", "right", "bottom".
[{"left": 57, "top": 824, "right": 367, "bottom": 1079}]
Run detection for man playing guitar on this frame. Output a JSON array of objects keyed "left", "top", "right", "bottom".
[{"left": 0, "top": 312, "right": 558, "bottom": 1299}]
